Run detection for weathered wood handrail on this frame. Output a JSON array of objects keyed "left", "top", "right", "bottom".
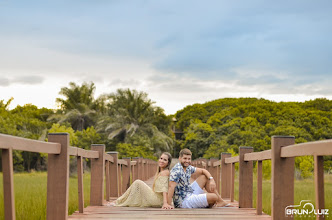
[
  {"left": 197, "top": 136, "right": 331, "bottom": 220},
  {"left": 0, "top": 133, "right": 61, "bottom": 154},
  {"left": 118, "top": 159, "right": 128, "bottom": 166},
  {"left": 280, "top": 139, "right": 332, "bottom": 157},
  {"left": 225, "top": 156, "right": 239, "bottom": 164},
  {"left": 244, "top": 150, "right": 271, "bottom": 161},
  {"left": 0, "top": 132, "right": 157, "bottom": 220}
]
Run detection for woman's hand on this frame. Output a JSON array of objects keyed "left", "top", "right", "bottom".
[{"left": 162, "top": 203, "right": 174, "bottom": 210}]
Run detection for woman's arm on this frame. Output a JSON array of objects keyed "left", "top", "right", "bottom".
[
  {"left": 159, "top": 170, "right": 173, "bottom": 209},
  {"left": 167, "top": 181, "right": 176, "bottom": 207},
  {"left": 162, "top": 192, "right": 173, "bottom": 209}
]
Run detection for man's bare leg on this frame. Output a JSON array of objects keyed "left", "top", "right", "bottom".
[{"left": 195, "top": 175, "right": 229, "bottom": 207}]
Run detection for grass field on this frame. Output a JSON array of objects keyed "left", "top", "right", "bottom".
[
  {"left": 0, "top": 172, "right": 331, "bottom": 219},
  {"left": 234, "top": 174, "right": 332, "bottom": 219},
  {"left": 0, "top": 172, "right": 91, "bottom": 220}
]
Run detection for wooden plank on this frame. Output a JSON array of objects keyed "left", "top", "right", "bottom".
[
  {"left": 104, "top": 153, "right": 114, "bottom": 163},
  {"left": 230, "top": 162, "right": 235, "bottom": 202},
  {"left": 90, "top": 144, "right": 105, "bottom": 206},
  {"left": 68, "top": 147, "right": 99, "bottom": 159},
  {"left": 2, "top": 148, "right": 16, "bottom": 220},
  {"left": 118, "top": 159, "right": 128, "bottom": 166},
  {"left": 238, "top": 147, "right": 253, "bottom": 208},
  {"left": 122, "top": 158, "right": 131, "bottom": 192},
  {"left": 280, "top": 139, "right": 332, "bottom": 158},
  {"left": 314, "top": 155, "right": 325, "bottom": 220},
  {"left": 78, "top": 148, "right": 99, "bottom": 159},
  {"left": 108, "top": 152, "right": 119, "bottom": 197},
  {"left": 132, "top": 158, "right": 139, "bottom": 182},
  {"left": 138, "top": 158, "right": 143, "bottom": 180},
  {"left": 244, "top": 150, "right": 271, "bottom": 161},
  {"left": 209, "top": 158, "right": 219, "bottom": 193},
  {"left": 131, "top": 161, "right": 137, "bottom": 166},
  {"left": 213, "top": 160, "right": 221, "bottom": 167},
  {"left": 225, "top": 156, "right": 239, "bottom": 164},
  {"left": 105, "top": 160, "right": 110, "bottom": 202},
  {"left": 47, "top": 133, "right": 70, "bottom": 220},
  {"left": 69, "top": 207, "right": 271, "bottom": 220},
  {"left": 77, "top": 156, "right": 84, "bottom": 213},
  {"left": 221, "top": 153, "right": 231, "bottom": 198},
  {"left": 271, "top": 136, "right": 295, "bottom": 220},
  {"left": 69, "top": 176, "right": 271, "bottom": 220},
  {"left": 118, "top": 164, "right": 122, "bottom": 195},
  {"left": 69, "top": 146, "right": 78, "bottom": 156},
  {"left": 257, "top": 161, "right": 262, "bottom": 215},
  {"left": 0, "top": 133, "right": 61, "bottom": 154}
]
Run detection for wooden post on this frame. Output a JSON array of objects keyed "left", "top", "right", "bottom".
[
  {"left": 90, "top": 144, "right": 105, "bottom": 206},
  {"left": 122, "top": 158, "right": 131, "bottom": 192},
  {"left": 138, "top": 158, "right": 143, "bottom": 180},
  {"left": 77, "top": 156, "right": 84, "bottom": 213},
  {"left": 47, "top": 133, "right": 70, "bottom": 220},
  {"left": 145, "top": 160, "right": 148, "bottom": 180},
  {"left": 118, "top": 163, "right": 122, "bottom": 195},
  {"left": 132, "top": 157, "right": 139, "bottom": 182},
  {"left": 271, "top": 136, "right": 295, "bottom": 220},
  {"left": 238, "top": 147, "right": 253, "bottom": 208},
  {"left": 314, "top": 155, "right": 325, "bottom": 220},
  {"left": 216, "top": 162, "right": 221, "bottom": 194},
  {"left": 202, "top": 158, "right": 208, "bottom": 169},
  {"left": 108, "top": 152, "right": 119, "bottom": 197},
  {"left": 105, "top": 160, "right": 110, "bottom": 201},
  {"left": 257, "top": 160, "right": 263, "bottom": 215},
  {"left": 230, "top": 162, "right": 235, "bottom": 202},
  {"left": 2, "top": 148, "right": 15, "bottom": 220},
  {"left": 221, "top": 153, "right": 231, "bottom": 198},
  {"left": 209, "top": 158, "right": 218, "bottom": 192}
]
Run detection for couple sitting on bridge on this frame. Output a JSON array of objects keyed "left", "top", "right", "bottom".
[{"left": 114, "top": 149, "right": 231, "bottom": 209}]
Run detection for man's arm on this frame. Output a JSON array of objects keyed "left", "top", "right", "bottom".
[
  {"left": 167, "top": 181, "right": 177, "bottom": 207},
  {"left": 193, "top": 167, "right": 216, "bottom": 192}
]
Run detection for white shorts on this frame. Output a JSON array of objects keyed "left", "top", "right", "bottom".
[{"left": 181, "top": 181, "right": 209, "bottom": 208}]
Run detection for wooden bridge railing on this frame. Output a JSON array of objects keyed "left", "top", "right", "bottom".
[
  {"left": 192, "top": 136, "right": 332, "bottom": 220},
  {"left": 0, "top": 132, "right": 157, "bottom": 220}
]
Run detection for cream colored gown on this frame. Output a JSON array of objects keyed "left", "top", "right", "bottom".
[{"left": 115, "top": 175, "right": 169, "bottom": 207}]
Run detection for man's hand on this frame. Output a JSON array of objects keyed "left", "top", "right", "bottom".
[{"left": 208, "top": 179, "right": 216, "bottom": 192}]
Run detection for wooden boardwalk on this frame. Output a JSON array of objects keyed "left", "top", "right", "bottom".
[{"left": 69, "top": 177, "right": 271, "bottom": 220}]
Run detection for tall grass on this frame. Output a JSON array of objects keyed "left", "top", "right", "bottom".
[
  {"left": 234, "top": 174, "right": 332, "bottom": 220},
  {"left": 0, "top": 172, "right": 91, "bottom": 220}
]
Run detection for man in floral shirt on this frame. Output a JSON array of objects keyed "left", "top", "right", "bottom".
[{"left": 167, "top": 148, "right": 229, "bottom": 208}]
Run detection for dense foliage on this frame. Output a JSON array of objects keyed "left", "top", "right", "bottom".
[
  {"left": 0, "top": 82, "right": 173, "bottom": 171},
  {"left": 174, "top": 98, "right": 332, "bottom": 177},
  {"left": 1, "top": 82, "right": 332, "bottom": 178}
]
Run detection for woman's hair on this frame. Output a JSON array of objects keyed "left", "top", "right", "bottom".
[
  {"left": 153, "top": 152, "right": 172, "bottom": 191},
  {"left": 154, "top": 152, "right": 172, "bottom": 176},
  {"left": 157, "top": 152, "right": 172, "bottom": 173}
]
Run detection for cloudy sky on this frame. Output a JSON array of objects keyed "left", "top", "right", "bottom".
[{"left": 1, "top": 1, "right": 332, "bottom": 114}]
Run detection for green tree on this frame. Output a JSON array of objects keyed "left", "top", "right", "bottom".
[
  {"left": 51, "top": 82, "right": 101, "bottom": 131},
  {"left": 98, "top": 89, "right": 173, "bottom": 155}
]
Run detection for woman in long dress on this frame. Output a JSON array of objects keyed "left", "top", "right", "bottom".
[{"left": 115, "top": 152, "right": 173, "bottom": 209}]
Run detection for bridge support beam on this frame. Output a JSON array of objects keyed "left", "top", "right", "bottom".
[
  {"left": 221, "top": 153, "right": 231, "bottom": 198},
  {"left": 47, "top": 133, "right": 70, "bottom": 220},
  {"left": 90, "top": 144, "right": 105, "bottom": 206},
  {"left": 271, "top": 136, "right": 295, "bottom": 220},
  {"left": 238, "top": 147, "right": 253, "bottom": 208}
]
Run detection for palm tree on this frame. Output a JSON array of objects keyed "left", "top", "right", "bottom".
[
  {"left": 49, "top": 82, "right": 102, "bottom": 131},
  {"left": 98, "top": 89, "right": 173, "bottom": 153}
]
